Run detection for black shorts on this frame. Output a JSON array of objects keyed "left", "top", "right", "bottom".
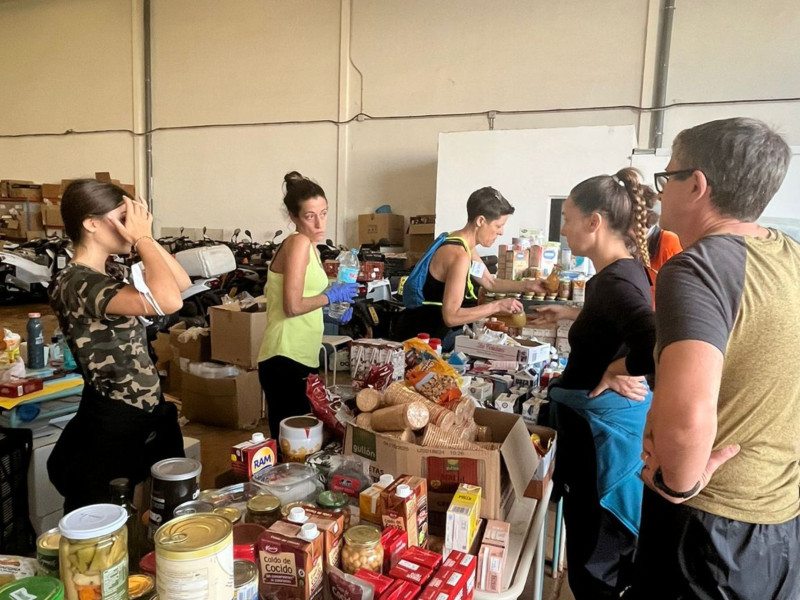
[{"left": 628, "top": 487, "right": 800, "bottom": 600}]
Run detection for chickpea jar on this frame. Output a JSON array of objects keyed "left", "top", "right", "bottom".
[{"left": 341, "top": 525, "right": 383, "bottom": 574}]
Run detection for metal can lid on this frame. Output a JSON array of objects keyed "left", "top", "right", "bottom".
[
  {"left": 58, "top": 504, "right": 127, "bottom": 540},
  {"left": 344, "top": 525, "right": 381, "bottom": 548},
  {"left": 246, "top": 494, "right": 281, "bottom": 514},
  {"left": 150, "top": 457, "right": 202, "bottom": 481},
  {"left": 128, "top": 573, "right": 155, "bottom": 599},
  {"left": 317, "top": 490, "right": 348, "bottom": 509},
  {"left": 37, "top": 528, "right": 61, "bottom": 551},
  {"left": 0, "top": 577, "right": 64, "bottom": 600},
  {"left": 155, "top": 513, "right": 232, "bottom": 552},
  {"left": 234, "top": 560, "right": 258, "bottom": 586},
  {"left": 213, "top": 506, "right": 242, "bottom": 523}
]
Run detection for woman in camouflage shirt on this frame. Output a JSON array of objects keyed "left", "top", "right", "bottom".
[{"left": 48, "top": 179, "right": 191, "bottom": 512}]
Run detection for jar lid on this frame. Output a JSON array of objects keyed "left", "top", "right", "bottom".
[
  {"left": 344, "top": 525, "right": 381, "bottom": 548},
  {"left": 251, "top": 432, "right": 265, "bottom": 443},
  {"left": 287, "top": 507, "right": 308, "bottom": 523},
  {"left": 128, "top": 573, "right": 155, "bottom": 599},
  {"left": 247, "top": 494, "right": 281, "bottom": 514},
  {"left": 0, "top": 577, "right": 64, "bottom": 600},
  {"left": 150, "top": 457, "right": 202, "bottom": 481},
  {"left": 28, "top": 312, "right": 41, "bottom": 319},
  {"left": 59, "top": 504, "right": 127, "bottom": 540},
  {"left": 317, "top": 490, "right": 348, "bottom": 509},
  {"left": 395, "top": 484, "right": 413, "bottom": 499},
  {"left": 213, "top": 506, "right": 242, "bottom": 523},
  {"left": 298, "top": 522, "right": 319, "bottom": 541}
]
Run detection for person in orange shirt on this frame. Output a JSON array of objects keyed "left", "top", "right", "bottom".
[{"left": 646, "top": 203, "right": 683, "bottom": 304}]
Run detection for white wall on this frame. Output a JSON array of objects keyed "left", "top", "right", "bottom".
[{"left": 2, "top": 0, "right": 799, "bottom": 245}]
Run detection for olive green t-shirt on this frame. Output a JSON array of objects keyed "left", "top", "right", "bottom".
[{"left": 655, "top": 230, "right": 800, "bottom": 524}]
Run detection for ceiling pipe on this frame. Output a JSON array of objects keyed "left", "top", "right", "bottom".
[{"left": 649, "top": 0, "right": 676, "bottom": 149}]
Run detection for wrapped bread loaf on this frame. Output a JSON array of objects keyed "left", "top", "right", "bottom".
[
  {"left": 449, "top": 397, "right": 475, "bottom": 425},
  {"left": 384, "top": 382, "right": 428, "bottom": 406},
  {"left": 356, "top": 388, "right": 384, "bottom": 412},
  {"left": 371, "top": 401, "right": 429, "bottom": 431},
  {"left": 422, "top": 399, "right": 457, "bottom": 430},
  {"left": 421, "top": 423, "right": 481, "bottom": 450},
  {"left": 355, "top": 413, "right": 373, "bottom": 429}
]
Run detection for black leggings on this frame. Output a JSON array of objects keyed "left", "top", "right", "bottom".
[{"left": 258, "top": 355, "right": 318, "bottom": 440}]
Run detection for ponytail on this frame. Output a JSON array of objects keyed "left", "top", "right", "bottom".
[{"left": 615, "top": 168, "right": 653, "bottom": 270}]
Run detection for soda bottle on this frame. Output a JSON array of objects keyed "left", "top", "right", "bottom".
[
  {"left": 329, "top": 249, "right": 360, "bottom": 319},
  {"left": 26, "top": 312, "right": 45, "bottom": 369}
]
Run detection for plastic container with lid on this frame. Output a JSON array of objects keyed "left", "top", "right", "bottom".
[
  {"left": 210, "top": 481, "right": 272, "bottom": 513},
  {"left": 58, "top": 504, "right": 129, "bottom": 600},
  {"left": 341, "top": 525, "right": 383, "bottom": 574},
  {"left": 253, "top": 463, "right": 324, "bottom": 505},
  {"left": 278, "top": 416, "right": 324, "bottom": 463},
  {"left": 245, "top": 493, "right": 281, "bottom": 529},
  {"left": 0, "top": 577, "right": 64, "bottom": 600}
]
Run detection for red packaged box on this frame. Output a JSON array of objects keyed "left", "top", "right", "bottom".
[
  {"left": 442, "top": 552, "right": 476, "bottom": 600},
  {"left": 382, "top": 527, "right": 408, "bottom": 572},
  {"left": 389, "top": 559, "right": 434, "bottom": 586},
  {"left": 400, "top": 546, "right": 443, "bottom": 572},
  {"left": 0, "top": 378, "right": 43, "bottom": 398},
  {"left": 383, "top": 580, "right": 422, "bottom": 600},
  {"left": 231, "top": 433, "right": 277, "bottom": 478},
  {"left": 355, "top": 569, "right": 394, "bottom": 599}
]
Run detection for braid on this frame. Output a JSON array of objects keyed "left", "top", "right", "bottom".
[
  {"left": 615, "top": 168, "right": 652, "bottom": 270},
  {"left": 633, "top": 192, "right": 651, "bottom": 269}
]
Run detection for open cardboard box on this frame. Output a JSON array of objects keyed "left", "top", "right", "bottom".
[
  {"left": 344, "top": 408, "right": 540, "bottom": 520},
  {"left": 209, "top": 298, "right": 266, "bottom": 370},
  {"left": 454, "top": 335, "right": 551, "bottom": 365},
  {"left": 181, "top": 369, "right": 262, "bottom": 429},
  {"left": 524, "top": 425, "right": 557, "bottom": 499}
]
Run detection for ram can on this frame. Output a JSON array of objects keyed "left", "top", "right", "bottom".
[
  {"left": 155, "top": 513, "right": 234, "bottom": 600},
  {"left": 233, "top": 560, "right": 258, "bottom": 600}
]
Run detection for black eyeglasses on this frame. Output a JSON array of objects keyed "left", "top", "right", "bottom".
[{"left": 654, "top": 169, "right": 715, "bottom": 193}]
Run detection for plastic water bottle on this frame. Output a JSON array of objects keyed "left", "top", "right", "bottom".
[
  {"left": 26, "top": 312, "right": 45, "bottom": 369},
  {"left": 329, "top": 249, "right": 360, "bottom": 319}
]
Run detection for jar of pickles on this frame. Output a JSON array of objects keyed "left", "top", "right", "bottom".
[
  {"left": 246, "top": 494, "right": 281, "bottom": 529},
  {"left": 58, "top": 504, "right": 129, "bottom": 600},
  {"left": 341, "top": 525, "right": 383, "bottom": 574},
  {"left": 317, "top": 491, "right": 351, "bottom": 530}
]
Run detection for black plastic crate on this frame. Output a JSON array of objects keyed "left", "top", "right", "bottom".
[{"left": 0, "top": 427, "right": 36, "bottom": 554}]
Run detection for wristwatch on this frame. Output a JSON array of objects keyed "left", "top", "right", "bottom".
[{"left": 652, "top": 467, "right": 701, "bottom": 499}]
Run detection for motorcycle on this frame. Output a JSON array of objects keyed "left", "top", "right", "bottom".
[{"left": 0, "top": 236, "right": 73, "bottom": 303}]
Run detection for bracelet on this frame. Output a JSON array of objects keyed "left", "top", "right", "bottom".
[
  {"left": 133, "top": 235, "right": 155, "bottom": 252},
  {"left": 652, "top": 467, "right": 701, "bottom": 499}
]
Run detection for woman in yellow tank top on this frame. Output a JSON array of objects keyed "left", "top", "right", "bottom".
[{"left": 258, "top": 172, "right": 358, "bottom": 438}]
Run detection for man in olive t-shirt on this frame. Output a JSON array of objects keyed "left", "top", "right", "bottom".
[{"left": 631, "top": 118, "right": 800, "bottom": 599}]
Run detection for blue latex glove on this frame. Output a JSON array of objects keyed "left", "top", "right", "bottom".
[
  {"left": 325, "top": 282, "right": 359, "bottom": 305},
  {"left": 338, "top": 307, "right": 353, "bottom": 324}
]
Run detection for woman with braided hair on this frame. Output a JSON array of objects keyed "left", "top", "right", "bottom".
[{"left": 530, "top": 167, "right": 656, "bottom": 599}]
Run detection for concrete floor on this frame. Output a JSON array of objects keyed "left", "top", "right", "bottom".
[{"left": 1, "top": 300, "right": 576, "bottom": 598}]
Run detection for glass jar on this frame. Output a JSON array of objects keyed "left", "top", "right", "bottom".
[
  {"left": 246, "top": 494, "right": 282, "bottom": 529},
  {"left": 341, "top": 525, "right": 384, "bottom": 575},
  {"left": 58, "top": 504, "right": 129, "bottom": 600},
  {"left": 317, "top": 491, "right": 351, "bottom": 530}
]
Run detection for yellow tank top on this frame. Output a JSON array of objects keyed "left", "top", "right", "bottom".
[{"left": 258, "top": 237, "right": 329, "bottom": 367}]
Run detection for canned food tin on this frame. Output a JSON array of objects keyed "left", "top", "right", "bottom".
[
  {"left": 213, "top": 506, "right": 242, "bottom": 524},
  {"left": 0, "top": 576, "right": 64, "bottom": 600},
  {"left": 155, "top": 514, "right": 234, "bottom": 600},
  {"left": 233, "top": 560, "right": 258, "bottom": 600},
  {"left": 36, "top": 528, "right": 61, "bottom": 577},
  {"left": 128, "top": 573, "right": 155, "bottom": 599},
  {"left": 174, "top": 500, "right": 214, "bottom": 518},
  {"left": 149, "top": 458, "right": 202, "bottom": 534}
]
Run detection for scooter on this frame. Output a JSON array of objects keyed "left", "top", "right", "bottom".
[{"left": 0, "top": 237, "right": 73, "bottom": 303}]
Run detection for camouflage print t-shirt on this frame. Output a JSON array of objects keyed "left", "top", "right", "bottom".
[{"left": 49, "top": 262, "right": 161, "bottom": 411}]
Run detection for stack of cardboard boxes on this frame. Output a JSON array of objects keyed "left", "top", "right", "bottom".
[
  {"left": 155, "top": 299, "right": 266, "bottom": 430},
  {"left": 495, "top": 242, "right": 561, "bottom": 280}
]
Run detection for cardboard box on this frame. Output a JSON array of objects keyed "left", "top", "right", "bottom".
[
  {"left": 169, "top": 322, "right": 211, "bottom": 364},
  {"left": 1, "top": 180, "right": 42, "bottom": 201},
  {"left": 358, "top": 214, "right": 405, "bottom": 245},
  {"left": 181, "top": 369, "right": 262, "bottom": 429},
  {"left": 59, "top": 180, "right": 74, "bottom": 195},
  {"left": 345, "top": 409, "right": 540, "bottom": 520},
  {"left": 524, "top": 425, "right": 557, "bottom": 499},
  {"left": 40, "top": 184, "right": 61, "bottom": 199},
  {"left": 41, "top": 204, "right": 63, "bottom": 227},
  {"left": 454, "top": 336, "right": 550, "bottom": 365},
  {"left": 408, "top": 221, "right": 436, "bottom": 254},
  {"left": 409, "top": 215, "right": 435, "bottom": 226},
  {"left": 209, "top": 301, "right": 266, "bottom": 369}
]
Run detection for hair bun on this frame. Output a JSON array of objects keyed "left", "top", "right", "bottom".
[{"left": 284, "top": 171, "right": 305, "bottom": 186}]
